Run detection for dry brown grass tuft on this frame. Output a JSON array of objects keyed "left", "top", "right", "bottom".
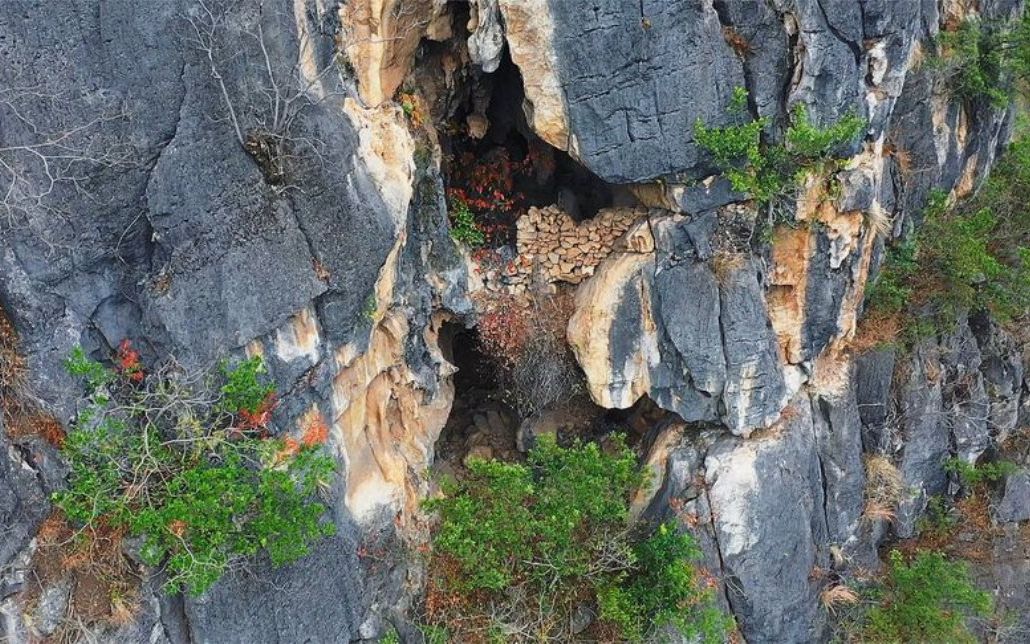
[
  {"left": 1, "top": 307, "right": 67, "bottom": 447},
  {"left": 820, "top": 584, "right": 860, "bottom": 613},
  {"left": 849, "top": 311, "right": 903, "bottom": 354},
  {"left": 862, "top": 455, "right": 904, "bottom": 525},
  {"left": 865, "top": 455, "right": 905, "bottom": 506},
  {"left": 865, "top": 202, "right": 893, "bottom": 239},
  {"left": 861, "top": 501, "right": 898, "bottom": 525},
  {"left": 723, "top": 26, "right": 752, "bottom": 57},
  {"left": 25, "top": 512, "right": 141, "bottom": 634},
  {"left": 0, "top": 307, "right": 27, "bottom": 405}
]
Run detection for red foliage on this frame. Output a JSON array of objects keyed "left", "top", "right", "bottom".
[
  {"left": 475, "top": 295, "right": 531, "bottom": 367},
  {"left": 447, "top": 148, "right": 535, "bottom": 245},
  {"left": 115, "top": 339, "right": 144, "bottom": 383},
  {"left": 237, "top": 392, "right": 278, "bottom": 431},
  {"left": 301, "top": 415, "right": 329, "bottom": 447}
]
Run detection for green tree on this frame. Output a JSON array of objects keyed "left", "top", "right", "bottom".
[
  {"left": 862, "top": 550, "right": 992, "bottom": 643},
  {"left": 56, "top": 348, "right": 336, "bottom": 596},
  {"left": 424, "top": 435, "right": 731, "bottom": 642}
]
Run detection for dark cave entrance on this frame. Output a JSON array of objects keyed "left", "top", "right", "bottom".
[
  {"left": 435, "top": 319, "right": 667, "bottom": 476},
  {"left": 435, "top": 322, "right": 520, "bottom": 473},
  {"left": 434, "top": 33, "right": 624, "bottom": 247}
]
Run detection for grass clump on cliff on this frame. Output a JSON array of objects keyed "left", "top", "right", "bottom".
[
  {"left": 694, "top": 88, "right": 866, "bottom": 205},
  {"left": 933, "top": 11, "right": 1030, "bottom": 106},
  {"left": 56, "top": 345, "right": 336, "bottom": 596},
  {"left": 855, "top": 549, "right": 992, "bottom": 643},
  {"left": 864, "top": 134, "right": 1030, "bottom": 341},
  {"left": 422, "top": 435, "right": 731, "bottom": 642}
]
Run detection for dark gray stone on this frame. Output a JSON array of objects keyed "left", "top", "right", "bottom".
[
  {"left": 810, "top": 380, "right": 865, "bottom": 553},
  {"left": 994, "top": 470, "right": 1030, "bottom": 524},
  {"left": 718, "top": 260, "right": 787, "bottom": 433},
  {"left": 0, "top": 420, "right": 57, "bottom": 583},
  {"left": 546, "top": 0, "right": 746, "bottom": 183},
  {"left": 185, "top": 531, "right": 364, "bottom": 644},
  {"left": 655, "top": 262, "right": 725, "bottom": 397},
  {"left": 895, "top": 343, "right": 949, "bottom": 538},
  {"left": 855, "top": 347, "right": 896, "bottom": 451},
  {"left": 703, "top": 402, "right": 826, "bottom": 643}
]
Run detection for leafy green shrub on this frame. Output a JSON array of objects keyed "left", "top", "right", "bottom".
[
  {"left": 424, "top": 435, "right": 730, "bottom": 642},
  {"left": 447, "top": 194, "right": 485, "bottom": 246},
  {"left": 944, "top": 457, "right": 1019, "bottom": 488},
  {"left": 866, "top": 239, "right": 918, "bottom": 315},
  {"left": 56, "top": 347, "right": 336, "bottom": 596},
  {"left": 933, "top": 13, "right": 1030, "bottom": 106},
  {"left": 864, "top": 150, "right": 1030, "bottom": 330},
  {"left": 935, "top": 19, "right": 1011, "bottom": 106},
  {"left": 694, "top": 90, "right": 865, "bottom": 205},
  {"left": 861, "top": 549, "right": 992, "bottom": 643},
  {"left": 218, "top": 355, "right": 275, "bottom": 413}
]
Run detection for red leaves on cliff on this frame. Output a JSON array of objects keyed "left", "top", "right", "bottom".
[{"left": 116, "top": 339, "right": 145, "bottom": 383}]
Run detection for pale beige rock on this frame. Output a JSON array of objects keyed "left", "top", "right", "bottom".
[
  {"left": 498, "top": 0, "right": 571, "bottom": 151},
  {"left": 339, "top": 0, "right": 440, "bottom": 106}
]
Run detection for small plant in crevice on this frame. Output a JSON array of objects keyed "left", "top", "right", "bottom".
[
  {"left": 446, "top": 192, "right": 485, "bottom": 247},
  {"left": 944, "top": 457, "right": 1019, "bottom": 488},
  {"left": 421, "top": 435, "right": 732, "bottom": 642},
  {"left": 694, "top": 88, "right": 866, "bottom": 211},
  {"left": 56, "top": 345, "right": 336, "bottom": 596},
  {"left": 361, "top": 292, "right": 378, "bottom": 322}
]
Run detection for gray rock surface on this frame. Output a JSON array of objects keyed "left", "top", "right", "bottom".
[
  {"left": 1, "top": 0, "right": 1029, "bottom": 642},
  {"left": 545, "top": 0, "right": 746, "bottom": 182},
  {"left": 0, "top": 0, "right": 466, "bottom": 642}
]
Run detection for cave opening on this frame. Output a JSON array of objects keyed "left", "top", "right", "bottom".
[
  {"left": 436, "top": 33, "right": 629, "bottom": 248},
  {"left": 434, "top": 321, "right": 519, "bottom": 474},
  {"left": 435, "top": 316, "right": 667, "bottom": 476}
]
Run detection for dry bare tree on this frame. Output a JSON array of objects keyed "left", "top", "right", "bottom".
[
  {"left": 0, "top": 86, "right": 131, "bottom": 229},
  {"left": 183, "top": 0, "right": 351, "bottom": 191}
]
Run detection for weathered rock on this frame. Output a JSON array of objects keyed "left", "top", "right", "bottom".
[
  {"left": 467, "top": 0, "right": 505, "bottom": 73},
  {"left": 0, "top": 0, "right": 468, "bottom": 640},
  {"left": 895, "top": 342, "right": 949, "bottom": 539},
  {"left": 702, "top": 401, "right": 826, "bottom": 643},
  {"left": 994, "top": 470, "right": 1030, "bottom": 523},
  {"left": 500, "top": 0, "right": 745, "bottom": 183},
  {"left": 568, "top": 211, "right": 789, "bottom": 436}
]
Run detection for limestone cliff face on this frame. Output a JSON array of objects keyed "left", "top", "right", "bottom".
[
  {"left": 0, "top": 0, "right": 1028, "bottom": 643},
  {"left": 0, "top": 1, "right": 467, "bottom": 640}
]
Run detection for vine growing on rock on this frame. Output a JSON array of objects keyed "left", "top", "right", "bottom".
[
  {"left": 56, "top": 346, "right": 336, "bottom": 596},
  {"left": 694, "top": 88, "right": 866, "bottom": 210},
  {"left": 422, "top": 435, "right": 732, "bottom": 642}
]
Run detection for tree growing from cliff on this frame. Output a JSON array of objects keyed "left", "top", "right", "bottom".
[
  {"left": 56, "top": 347, "right": 336, "bottom": 596},
  {"left": 855, "top": 549, "right": 992, "bottom": 643},
  {"left": 693, "top": 88, "right": 866, "bottom": 216},
  {"left": 865, "top": 132, "right": 1030, "bottom": 340},
  {"left": 933, "top": 10, "right": 1030, "bottom": 106},
  {"left": 184, "top": 0, "right": 345, "bottom": 190},
  {"left": 422, "top": 435, "right": 732, "bottom": 642}
]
